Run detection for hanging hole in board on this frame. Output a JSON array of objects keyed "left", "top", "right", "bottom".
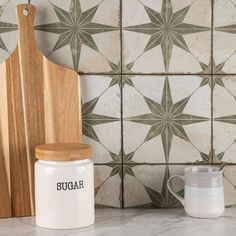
[{"left": 23, "top": 9, "right": 29, "bottom": 16}]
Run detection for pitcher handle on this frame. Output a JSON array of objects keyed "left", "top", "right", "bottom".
[{"left": 167, "top": 175, "right": 185, "bottom": 206}]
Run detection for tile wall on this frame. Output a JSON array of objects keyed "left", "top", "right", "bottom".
[{"left": 1, "top": 0, "right": 236, "bottom": 208}]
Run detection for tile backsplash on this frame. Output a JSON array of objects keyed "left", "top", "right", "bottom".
[{"left": 1, "top": 0, "right": 236, "bottom": 208}]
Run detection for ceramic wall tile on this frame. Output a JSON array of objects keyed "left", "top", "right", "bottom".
[
  {"left": 31, "top": 0, "right": 121, "bottom": 73},
  {"left": 95, "top": 165, "right": 122, "bottom": 208},
  {"left": 123, "top": 75, "right": 211, "bottom": 164},
  {"left": 124, "top": 164, "right": 236, "bottom": 208},
  {"left": 124, "top": 165, "right": 185, "bottom": 208},
  {"left": 223, "top": 165, "right": 236, "bottom": 207},
  {"left": 213, "top": 0, "right": 236, "bottom": 73},
  {"left": 0, "top": 0, "right": 26, "bottom": 63},
  {"left": 123, "top": 0, "right": 211, "bottom": 74},
  {"left": 0, "top": 0, "right": 121, "bottom": 73},
  {"left": 213, "top": 75, "right": 236, "bottom": 163},
  {"left": 80, "top": 75, "right": 121, "bottom": 164},
  {"left": 1, "top": 0, "right": 236, "bottom": 209}
]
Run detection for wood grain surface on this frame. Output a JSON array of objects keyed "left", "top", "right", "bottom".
[
  {"left": 35, "top": 143, "right": 91, "bottom": 161},
  {"left": 0, "top": 4, "right": 82, "bottom": 218}
]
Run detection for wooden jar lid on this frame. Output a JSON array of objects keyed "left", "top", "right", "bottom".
[{"left": 35, "top": 143, "right": 92, "bottom": 161}]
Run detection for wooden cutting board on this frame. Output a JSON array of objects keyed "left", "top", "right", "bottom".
[{"left": 0, "top": 4, "right": 82, "bottom": 218}]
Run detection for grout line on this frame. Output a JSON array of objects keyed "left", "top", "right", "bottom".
[
  {"left": 211, "top": 0, "right": 214, "bottom": 74},
  {"left": 94, "top": 162, "right": 236, "bottom": 166},
  {"left": 79, "top": 72, "right": 236, "bottom": 76},
  {"left": 211, "top": 73, "right": 214, "bottom": 164},
  {"left": 120, "top": 0, "right": 123, "bottom": 73},
  {"left": 119, "top": 0, "right": 124, "bottom": 209},
  {"left": 211, "top": 0, "right": 214, "bottom": 164}
]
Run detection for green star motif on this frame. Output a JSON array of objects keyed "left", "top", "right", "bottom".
[
  {"left": 142, "top": 166, "right": 183, "bottom": 208},
  {"left": 125, "top": 77, "right": 209, "bottom": 162},
  {"left": 215, "top": 22, "right": 236, "bottom": 34},
  {"left": 107, "top": 61, "right": 135, "bottom": 88},
  {"left": 124, "top": 0, "right": 209, "bottom": 72},
  {"left": 35, "top": 0, "right": 118, "bottom": 70},
  {"left": 107, "top": 150, "right": 136, "bottom": 178},
  {"left": 211, "top": 149, "right": 224, "bottom": 163},
  {"left": 82, "top": 97, "right": 119, "bottom": 142},
  {"left": 199, "top": 58, "right": 226, "bottom": 88},
  {"left": 0, "top": 21, "right": 17, "bottom": 53},
  {"left": 214, "top": 115, "right": 236, "bottom": 125},
  {"left": 197, "top": 149, "right": 219, "bottom": 163}
]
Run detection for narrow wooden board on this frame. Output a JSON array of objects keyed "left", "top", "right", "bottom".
[
  {"left": 0, "top": 62, "right": 11, "bottom": 218},
  {"left": 0, "top": 4, "right": 82, "bottom": 218}
]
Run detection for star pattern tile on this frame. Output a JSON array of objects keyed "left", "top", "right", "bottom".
[
  {"left": 124, "top": 0, "right": 210, "bottom": 72},
  {"left": 106, "top": 150, "right": 136, "bottom": 178},
  {"left": 0, "top": 0, "right": 235, "bottom": 209},
  {"left": 107, "top": 60, "right": 135, "bottom": 88},
  {"left": 0, "top": 21, "right": 17, "bottom": 52},
  {"left": 199, "top": 58, "right": 227, "bottom": 88},
  {"left": 35, "top": 0, "right": 118, "bottom": 70},
  {"left": 82, "top": 96, "right": 119, "bottom": 143},
  {"left": 124, "top": 165, "right": 184, "bottom": 208},
  {"left": 125, "top": 77, "right": 209, "bottom": 162},
  {"left": 142, "top": 166, "right": 183, "bottom": 208}
]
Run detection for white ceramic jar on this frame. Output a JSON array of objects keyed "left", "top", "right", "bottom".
[{"left": 35, "top": 143, "right": 94, "bottom": 229}]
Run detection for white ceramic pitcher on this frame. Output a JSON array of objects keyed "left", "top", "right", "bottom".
[{"left": 167, "top": 166, "right": 225, "bottom": 218}]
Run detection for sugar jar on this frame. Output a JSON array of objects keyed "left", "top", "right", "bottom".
[{"left": 35, "top": 143, "right": 94, "bottom": 229}]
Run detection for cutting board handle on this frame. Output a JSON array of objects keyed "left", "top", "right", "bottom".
[{"left": 16, "top": 4, "right": 36, "bottom": 49}]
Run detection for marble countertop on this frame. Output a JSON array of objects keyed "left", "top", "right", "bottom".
[{"left": 0, "top": 209, "right": 236, "bottom": 236}]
